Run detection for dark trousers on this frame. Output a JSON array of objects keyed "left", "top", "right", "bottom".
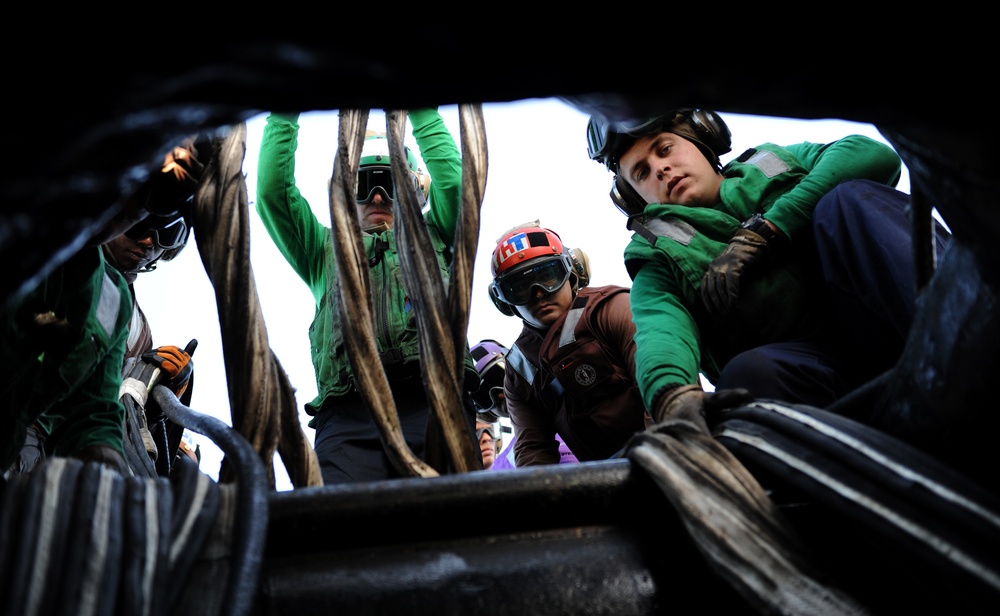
[
  {"left": 717, "top": 179, "right": 951, "bottom": 407},
  {"left": 313, "top": 378, "right": 478, "bottom": 485}
]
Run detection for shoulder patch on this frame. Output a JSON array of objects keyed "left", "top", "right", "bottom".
[
  {"left": 558, "top": 307, "right": 585, "bottom": 348},
  {"left": 644, "top": 218, "right": 696, "bottom": 246},
  {"left": 744, "top": 150, "right": 790, "bottom": 178},
  {"left": 97, "top": 272, "right": 122, "bottom": 338},
  {"left": 507, "top": 344, "right": 537, "bottom": 386}
]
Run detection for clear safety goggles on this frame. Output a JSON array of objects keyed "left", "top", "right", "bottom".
[
  {"left": 492, "top": 256, "right": 571, "bottom": 306},
  {"left": 125, "top": 215, "right": 189, "bottom": 250}
]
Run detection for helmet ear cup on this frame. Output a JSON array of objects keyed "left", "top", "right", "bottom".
[
  {"left": 568, "top": 247, "right": 591, "bottom": 289},
  {"left": 611, "top": 175, "right": 647, "bottom": 218},
  {"left": 489, "top": 284, "right": 516, "bottom": 317},
  {"left": 684, "top": 109, "right": 732, "bottom": 158}
]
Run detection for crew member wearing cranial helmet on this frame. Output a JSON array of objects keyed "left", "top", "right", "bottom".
[
  {"left": 257, "top": 108, "right": 480, "bottom": 484},
  {"left": 489, "top": 221, "right": 650, "bottom": 467},
  {"left": 102, "top": 136, "right": 210, "bottom": 478},
  {"left": 1, "top": 134, "right": 214, "bottom": 477},
  {"left": 5, "top": 135, "right": 211, "bottom": 479},
  {"left": 469, "top": 339, "right": 507, "bottom": 470},
  {"left": 103, "top": 137, "right": 207, "bottom": 360},
  {"left": 470, "top": 338, "right": 580, "bottom": 471},
  {"left": 586, "top": 108, "right": 950, "bottom": 434}
]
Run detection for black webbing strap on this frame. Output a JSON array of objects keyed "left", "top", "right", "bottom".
[{"left": 0, "top": 455, "right": 224, "bottom": 616}]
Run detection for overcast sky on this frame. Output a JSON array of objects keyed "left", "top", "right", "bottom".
[{"left": 134, "top": 97, "right": 911, "bottom": 490}]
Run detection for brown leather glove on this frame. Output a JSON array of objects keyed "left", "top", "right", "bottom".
[
  {"left": 143, "top": 138, "right": 206, "bottom": 216},
  {"left": 653, "top": 384, "right": 755, "bottom": 434},
  {"left": 700, "top": 228, "right": 770, "bottom": 315},
  {"left": 76, "top": 445, "right": 128, "bottom": 474},
  {"left": 161, "top": 140, "right": 205, "bottom": 187}
]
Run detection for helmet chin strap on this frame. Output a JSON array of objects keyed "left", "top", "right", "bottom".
[
  {"left": 101, "top": 243, "right": 159, "bottom": 281},
  {"left": 100, "top": 244, "right": 119, "bottom": 268},
  {"left": 102, "top": 244, "right": 136, "bottom": 276}
]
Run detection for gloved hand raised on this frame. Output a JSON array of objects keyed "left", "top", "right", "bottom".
[
  {"left": 141, "top": 344, "right": 193, "bottom": 395},
  {"left": 653, "top": 384, "right": 755, "bottom": 435},
  {"left": 700, "top": 227, "right": 771, "bottom": 315}
]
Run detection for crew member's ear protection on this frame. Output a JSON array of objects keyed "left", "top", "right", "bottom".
[
  {"left": 610, "top": 175, "right": 647, "bottom": 219},
  {"left": 567, "top": 247, "right": 591, "bottom": 289},
  {"left": 489, "top": 285, "right": 517, "bottom": 317},
  {"left": 681, "top": 108, "right": 733, "bottom": 160},
  {"left": 608, "top": 109, "right": 731, "bottom": 225}
]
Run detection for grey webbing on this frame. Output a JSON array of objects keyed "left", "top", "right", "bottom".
[{"left": 628, "top": 422, "right": 869, "bottom": 615}]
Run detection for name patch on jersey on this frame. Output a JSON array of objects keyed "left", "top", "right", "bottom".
[
  {"left": 645, "top": 218, "right": 696, "bottom": 246},
  {"left": 97, "top": 272, "right": 122, "bottom": 338}
]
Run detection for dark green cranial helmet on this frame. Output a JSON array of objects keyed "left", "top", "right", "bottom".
[{"left": 586, "top": 108, "right": 733, "bottom": 174}]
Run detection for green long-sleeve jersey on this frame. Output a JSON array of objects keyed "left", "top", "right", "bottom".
[
  {"left": 1, "top": 247, "right": 132, "bottom": 468},
  {"left": 623, "top": 136, "right": 902, "bottom": 409},
  {"left": 256, "top": 108, "right": 476, "bottom": 415}
]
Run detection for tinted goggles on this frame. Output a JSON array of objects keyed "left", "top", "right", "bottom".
[
  {"left": 493, "top": 257, "right": 571, "bottom": 306},
  {"left": 125, "top": 215, "right": 189, "bottom": 250},
  {"left": 357, "top": 165, "right": 395, "bottom": 204},
  {"left": 476, "top": 426, "right": 495, "bottom": 441},
  {"left": 587, "top": 113, "right": 678, "bottom": 170},
  {"left": 586, "top": 114, "right": 615, "bottom": 164}
]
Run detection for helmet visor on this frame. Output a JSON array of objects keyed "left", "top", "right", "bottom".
[
  {"left": 357, "top": 166, "right": 395, "bottom": 204},
  {"left": 494, "top": 257, "right": 570, "bottom": 306},
  {"left": 125, "top": 215, "right": 189, "bottom": 250}
]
